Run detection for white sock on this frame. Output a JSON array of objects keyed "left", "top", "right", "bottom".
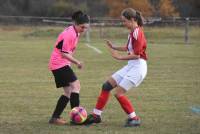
[
  {"left": 128, "top": 112, "right": 136, "bottom": 119},
  {"left": 93, "top": 108, "right": 102, "bottom": 116}
]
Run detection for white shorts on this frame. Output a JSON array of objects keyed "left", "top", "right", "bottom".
[{"left": 112, "top": 59, "right": 147, "bottom": 91}]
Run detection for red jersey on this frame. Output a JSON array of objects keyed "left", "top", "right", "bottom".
[{"left": 127, "top": 27, "right": 147, "bottom": 60}]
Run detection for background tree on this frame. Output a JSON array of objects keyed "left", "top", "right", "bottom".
[
  {"left": 106, "top": 0, "right": 154, "bottom": 17},
  {"left": 0, "top": 0, "right": 26, "bottom": 16},
  {"left": 48, "top": 0, "right": 88, "bottom": 17},
  {"left": 159, "top": 0, "right": 179, "bottom": 17},
  {"left": 105, "top": 0, "right": 127, "bottom": 17},
  {"left": 173, "top": 0, "right": 200, "bottom": 17},
  {"left": 0, "top": 0, "right": 56, "bottom": 16},
  {"left": 29, "top": 0, "right": 56, "bottom": 16},
  {"left": 128, "top": 0, "right": 155, "bottom": 16},
  {"left": 0, "top": 0, "right": 199, "bottom": 17},
  {"left": 48, "top": 0, "right": 108, "bottom": 17},
  {"left": 87, "top": 0, "right": 108, "bottom": 17},
  {"left": 149, "top": 0, "right": 160, "bottom": 16},
  {"left": 188, "top": 0, "right": 200, "bottom": 17}
]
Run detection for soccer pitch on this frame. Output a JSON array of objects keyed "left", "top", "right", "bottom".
[{"left": 0, "top": 25, "right": 200, "bottom": 134}]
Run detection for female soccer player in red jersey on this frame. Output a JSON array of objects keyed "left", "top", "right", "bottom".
[
  {"left": 48, "top": 11, "right": 89, "bottom": 125},
  {"left": 86, "top": 8, "right": 147, "bottom": 127}
]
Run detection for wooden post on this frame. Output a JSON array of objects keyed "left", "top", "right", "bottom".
[
  {"left": 99, "top": 23, "right": 103, "bottom": 38},
  {"left": 86, "top": 27, "right": 90, "bottom": 43},
  {"left": 184, "top": 17, "right": 189, "bottom": 44},
  {"left": 86, "top": 20, "right": 90, "bottom": 43}
]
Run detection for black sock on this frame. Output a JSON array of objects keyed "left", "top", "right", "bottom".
[
  {"left": 70, "top": 92, "right": 80, "bottom": 109},
  {"left": 52, "top": 95, "right": 69, "bottom": 118}
]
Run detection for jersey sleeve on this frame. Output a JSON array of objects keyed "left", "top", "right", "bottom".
[{"left": 132, "top": 28, "right": 144, "bottom": 55}]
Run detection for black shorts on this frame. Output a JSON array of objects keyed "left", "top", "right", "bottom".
[{"left": 52, "top": 65, "right": 77, "bottom": 88}]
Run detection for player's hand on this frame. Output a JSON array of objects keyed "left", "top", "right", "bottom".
[
  {"left": 76, "top": 61, "right": 83, "bottom": 69},
  {"left": 105, "top": 39, "right": 113, "bottom": 49}
]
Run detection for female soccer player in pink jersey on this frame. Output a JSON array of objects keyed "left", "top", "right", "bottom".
[
  {"left": 48, "top": 11, "right": 89, "bottom": 125},
  {"left": 85, "top": 8, "right": 147, "bottom": 127}
]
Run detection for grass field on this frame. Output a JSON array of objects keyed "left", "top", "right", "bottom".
[{"left": 0, "top": 25, "right": 200, "bottom": 134}]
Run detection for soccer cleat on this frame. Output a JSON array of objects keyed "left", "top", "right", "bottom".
[
  {"left": 69, "top": 120, "right": 79, "bottom": 125},
  {"left": 84, "top": 114, "right": 101, "bottom": 125},
  {"left": 69, "top": 120, "right": 84, "bottom": 125},
  {"left": 124, "top": 116, "right": 141, "bottom": 127},
  {"left": 49, "top": 117, "right": 67, "bottom": 125}
]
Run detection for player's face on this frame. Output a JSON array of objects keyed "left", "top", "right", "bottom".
[
  {"left": 77, "top": 23, "right": 89, "bottom": 33},
  {"left": 121, "top": 16, "right": 132, "bottom": 30}
]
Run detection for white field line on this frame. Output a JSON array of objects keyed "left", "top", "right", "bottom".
[{"left": 85, "top": 43, "right": 102, "bottom": 54}]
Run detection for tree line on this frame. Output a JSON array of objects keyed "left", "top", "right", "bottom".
[{"left": 0, "top": 0, "right": 199, "bottom": 17}]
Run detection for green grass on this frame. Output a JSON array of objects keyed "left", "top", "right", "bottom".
[{"left": 0, "top": 25, "right": 200, "bottom": 134}]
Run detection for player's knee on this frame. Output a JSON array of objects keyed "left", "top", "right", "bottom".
[
  {"left": 72, "top": 86, "right": 80, "bottom": 93},
  {"left": 70, "top": 84, "right": 80, "bottom": 93},
  {"left": 63, "top": 91, "right": 71, "bottom": 98},
  {"left": 102, "top": 81, "right": 113, "bottom": 91},
  {"left": 114, "top": 92, "right": 122, "bottom": 98},
  {"left": 114, "top": 86, "right": 127, "bottom": 98}
]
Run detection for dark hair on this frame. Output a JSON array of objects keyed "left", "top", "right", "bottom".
[
  {"left": 72, "top": 10, "right": 89, "bottom": 25},
  {"left": 121, "top": 8, "right": 143, "bottom": 27}
]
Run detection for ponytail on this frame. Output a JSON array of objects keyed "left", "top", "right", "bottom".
[{"left": 136, "top": 11, "right": 143, "bottom": 27}]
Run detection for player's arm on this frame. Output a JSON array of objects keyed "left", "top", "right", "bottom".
[
  {"left": 61, "top": 35, "right": 83, "bottom": 69},
  {"left": 113, "top": 46, "right": 127, "bottom": 51},
  {"left": 107, "top": 46, "right": 139, "bottom": 60},
  {"left": 61, "top": 52, "right": 83, "bottom": 69},
  {"left": 105, "top": 40, "right": 127, "bottom": 51},
  {"left": 117, "top": 53, "right": 140, "bottom": 60}
]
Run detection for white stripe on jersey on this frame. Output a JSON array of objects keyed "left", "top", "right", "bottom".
[
  {"left": 133, "top": 28, "right": 139, "bottom": 40},
  {"left": 128, "top": 36, "right": 133, "bottom": 54}
]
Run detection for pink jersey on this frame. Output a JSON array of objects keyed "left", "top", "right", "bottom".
[{"left": 49, "top": 25, "right": 79, "bottom": 70}]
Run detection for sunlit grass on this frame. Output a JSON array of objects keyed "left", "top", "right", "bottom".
[{"left": 0, "top": 25, "right": 200, "bottom": 134}]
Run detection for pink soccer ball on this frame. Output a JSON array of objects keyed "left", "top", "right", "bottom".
[{"left": 69, "top": 106, "right": 87, "bottom": 124}]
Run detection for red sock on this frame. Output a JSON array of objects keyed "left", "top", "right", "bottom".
[
  {"left": 95, "top": 90, "right": 110, "bottom": 110},
  {"left": 116, "top": 95, "right": 135, "bottom": 114}
]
